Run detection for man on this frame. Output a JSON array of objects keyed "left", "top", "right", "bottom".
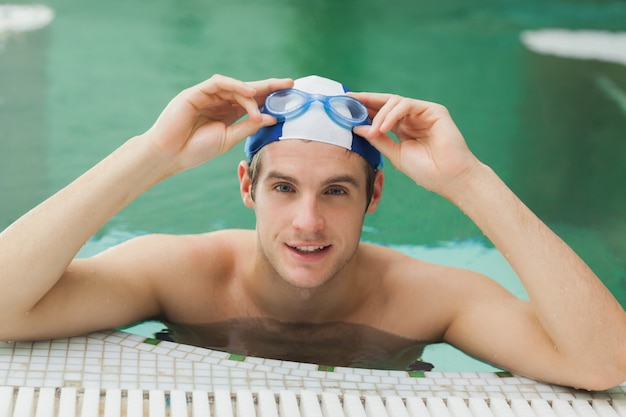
[{"left": 0, "top": 74, "right": 624, "bottom": 390}]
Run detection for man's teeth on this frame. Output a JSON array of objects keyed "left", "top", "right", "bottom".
[{"left": 295, "top": 246, "right": 326, "bottom": 252}]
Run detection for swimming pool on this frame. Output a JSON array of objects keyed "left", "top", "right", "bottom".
[{"left": 1, "top": 0, "right": 624, "bottom": 373}]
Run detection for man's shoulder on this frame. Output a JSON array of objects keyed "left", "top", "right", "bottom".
[
  {"left": 357, "top": 241, "right": 424, "bottom": 268},
  {"left": 119, "top": 229, "right": 255, "bottom": 273},
  {"left": 145, "top": 229, "right": 254, "bottom": 246},
  {"left": 357, "top": 241, "right": 487, "bottom": 285}
]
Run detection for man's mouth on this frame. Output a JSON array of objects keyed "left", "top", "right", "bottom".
[{"left": 289, "top": 245, "right": 329, "bottom": 253}]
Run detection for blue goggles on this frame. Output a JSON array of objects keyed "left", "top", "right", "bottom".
[{"left": 263, "top": 88, "right": 371, "bottom": 129}]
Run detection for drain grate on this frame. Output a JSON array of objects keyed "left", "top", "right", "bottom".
[{"left": 0, "top": 386, "right": 624, "bottom": 417}]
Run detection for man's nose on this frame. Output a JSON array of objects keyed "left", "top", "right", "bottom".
[{"left": 292, "top": 196, "right": 325, "bottom": 232}]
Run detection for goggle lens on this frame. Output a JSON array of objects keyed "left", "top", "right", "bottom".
[
  {"left": 327, "top": 96, "right": 368, "bottom": 122},
  {"left": 265, "top": 89, "right": 369, "bottom": 128},
  {"left": 265, "top": 89, "right": 307, "bottom": 114}
]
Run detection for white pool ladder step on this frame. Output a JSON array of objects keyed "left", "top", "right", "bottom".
[{"left": 0, "top": 386, "right": 625, "bottom": 417}]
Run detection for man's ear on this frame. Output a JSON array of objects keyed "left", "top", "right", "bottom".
[
  {"left": 238, "top": 161, "right": 255, "bottom": 209},
  {"left": 366, "top": 170, "right": 384, "bottom": 214}
]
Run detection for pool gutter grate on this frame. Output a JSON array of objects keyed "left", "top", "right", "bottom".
[{"left": 0, "top": 386, "right": 625, "bottom": 416}]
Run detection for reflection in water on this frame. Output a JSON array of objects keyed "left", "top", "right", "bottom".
[
  {"left": 158, "top": 318, "right": 434, "bottom": 371},
  {"left": 0, "top": 29, "right": 50, "bottom": 229}
]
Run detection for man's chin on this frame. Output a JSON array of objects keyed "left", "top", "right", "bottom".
[{"left": 279, "top": 270, "right": 335, "bottom": 292}]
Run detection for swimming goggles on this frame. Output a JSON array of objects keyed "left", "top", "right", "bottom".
[{"left": 263, "top": 88, "right": 370, "bottom": 129}]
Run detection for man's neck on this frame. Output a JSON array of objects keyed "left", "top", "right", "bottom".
[{"left": 243, "top": 248, "right": 367, "bottom": 323}]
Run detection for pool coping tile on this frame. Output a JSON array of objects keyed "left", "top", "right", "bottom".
[{"left": 0, "top": 329, "right": 623, "bottom": 401}]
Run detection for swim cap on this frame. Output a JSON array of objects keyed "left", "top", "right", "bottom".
[{"left": 245, "top": 75, "right": 382, "bottom": 169}]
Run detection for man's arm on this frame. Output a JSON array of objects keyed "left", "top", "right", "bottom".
[
  {"left": 352, "top": 92, "right": 626, "bottom": 390},
  {"left": 0, "top": 75, "right": 293, "bottom": 341}
]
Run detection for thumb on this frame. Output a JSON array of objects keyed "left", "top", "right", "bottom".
[
  {"left": 223, "top": 114, "right": 277, "bottom": 151},
  {"left": 354, "top": 125, "right": 401, "bottom": 168}
]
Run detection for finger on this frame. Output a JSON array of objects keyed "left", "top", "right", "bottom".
[
  {"left": 232, "top": 93, "right": 264, "bottom": 123},
  {"left": 246, "top": 77, "right": 294, "bottom": 101},
  {"left": 372, "top": 96, "right": 437, "bottom": 135},
  {"left": 348, "top": 92, "right": 408, "bottom": 133},
  {"left": 377, "top": 97, "right": 422, "bottom": 133},
  {"left": 234, "top": 78, "right": 294, "bottom": 121},
  {"left": 181, "top": 75, "right": 259, "bottom": 116},
  {"left": 368, "top": 94, "right": 405, "bottom": 133},
  {"left": 223, "top": 114, "right": 278, "bottom": 151},
  {"left": 350, "top": 92, "right": 441, "bottom": 134},
  {"left": 347, "top": 92, "right": 393, "bottom": 110},
  {"left": 195, "top": 74, "right": 257, "bottom": 98},
  {"left": 353, "top": 125, "right": 401, "bottom": 167}
]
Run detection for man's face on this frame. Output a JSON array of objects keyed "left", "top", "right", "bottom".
[{"left": 240, "top": 140, "right": 382, "bottom": 290}]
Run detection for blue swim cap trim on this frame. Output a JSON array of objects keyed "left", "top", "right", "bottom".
[
  {"left": 245, "top": 121, "right": 381, "bottom": 169},
  {"left": 350, "top": 131, "right": 382, "bottom": 169},
  {"left": 244, "top": 118, "right": 283, "bottom": 160}
]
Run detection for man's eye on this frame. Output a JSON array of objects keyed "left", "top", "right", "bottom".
[
  {"left": 274, "top": 184, "right": 293, "bottom": 193},
  {"left": 326, "top": 187, "right": 347, "bottom": 195}
]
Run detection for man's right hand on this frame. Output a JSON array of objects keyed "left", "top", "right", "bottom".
[{"left": 144, "top": 75, "right": 293, "bottom": 175}]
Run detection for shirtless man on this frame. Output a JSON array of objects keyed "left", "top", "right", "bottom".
[{"left": 0, "top": 74, "right": 624, "bottom": 390}]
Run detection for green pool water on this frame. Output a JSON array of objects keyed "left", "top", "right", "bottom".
[{"left": 1, "top": 0, "right": 624, "bottom": 371}]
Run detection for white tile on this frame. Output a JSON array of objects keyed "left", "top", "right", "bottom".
[
  {"left": 211, "top": 369, "right": 230, "bottom": 378},
  {"left": 193, "top": 368, "right": 212, "bottom": 378},
  {"left": 47, "top": 361, "right": 66, "bottom": 370},
  {"left": 253, "top": 364, "right": 274, "bottom": 373},
  {"left": 352, "top": 368, "right": 373, "bottom": 376},
  {"left": 25, "top": 371, "right": 45, "bottom": 380},
  {"left": 28, "top": 362, "right": 47, "bottom": 372},
  {"left": 342, "top": 373, "right": 363, "bottom": 382},
  {"left": 306, "top": 371, "right": 328, "bottom": 379},
  {"left": 175, "top": 361, "right": 193, "bottom": 371},
  {"left": 63, "top": 372, "right": 82, "bottom": 382},
  {"left": 288, "top": 369, "right": 308, "bottom": 377},
  {"left": 121, "top": 359, "right": 138, "bottom": 368},
  {"left": 363, "top": 375, "right": 381, "bottom": 383},
  {"left": 7, "top": 377, "right": 26, "bottom": 386},
  {"left": 121, "top": 374, "right": 138, "bottom": 383},
  {"left": 262, "top": 358, "right": 283, "bottom": 368},
  {"left": 168, "top": 350, "right": 187, "bottom": 359},
  {"left": 135, "top": 344, "right": 156, "bottom": 352},
  {"left": 185, "top": 353, "right": 204, "bottom": 362},
  {"left": 229, "top": 369, "right": 248, "bottom": 378},
  {"left": 174, "top": 368, "right": 193, "bottom": 378},
  {"left": 278, "top": 361, "right": 300, "bottom": 369},
  {"left": 338, "top": 382, "right": 359, "bottom": 390},
  {"left": 298, "top": 363, "right": 318, "bottom": 371},
  {"left": 381, "top": 376, "right": 400, "bottom": 384},
  {"left": 12, "top": 356, "right": 30, "bottom": 364}
]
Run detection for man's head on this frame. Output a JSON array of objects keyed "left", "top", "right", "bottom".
[{"left": 244, "top": 75, "right": 383, "bottom": 206}]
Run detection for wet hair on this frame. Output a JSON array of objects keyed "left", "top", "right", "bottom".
[{"left": 247, "top": 146, "right": 378, "bottom": 209}]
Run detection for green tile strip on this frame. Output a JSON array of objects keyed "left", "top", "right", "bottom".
[
  {"left": 408, "top": 371, "right": 426, "bottom": 378},
  {"left": 495, "top": 371, "right": 514, "bottom": 378},
  {"left": 142, "top": 338, "right": 162, "bottom": 346},
  {"left": 317, "top": 365, "right": 335, "bottom": 372},
  {"left": 228, "top": 354, "right": 246, "bottom": 362}
]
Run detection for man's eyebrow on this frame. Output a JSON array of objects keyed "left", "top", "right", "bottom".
[
  {"left": 264, "top": 171, "right": 299, "bottom": 184},
  {"left": 264, "top": 171, "right": 361, "bottom": 188},
  {"left": 321, "top": 175, "right": 361, "bottom": 189}
]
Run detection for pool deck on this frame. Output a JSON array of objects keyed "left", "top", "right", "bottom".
[{"left": 1, "top": 330, "right": 624, "bottom": 403}]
